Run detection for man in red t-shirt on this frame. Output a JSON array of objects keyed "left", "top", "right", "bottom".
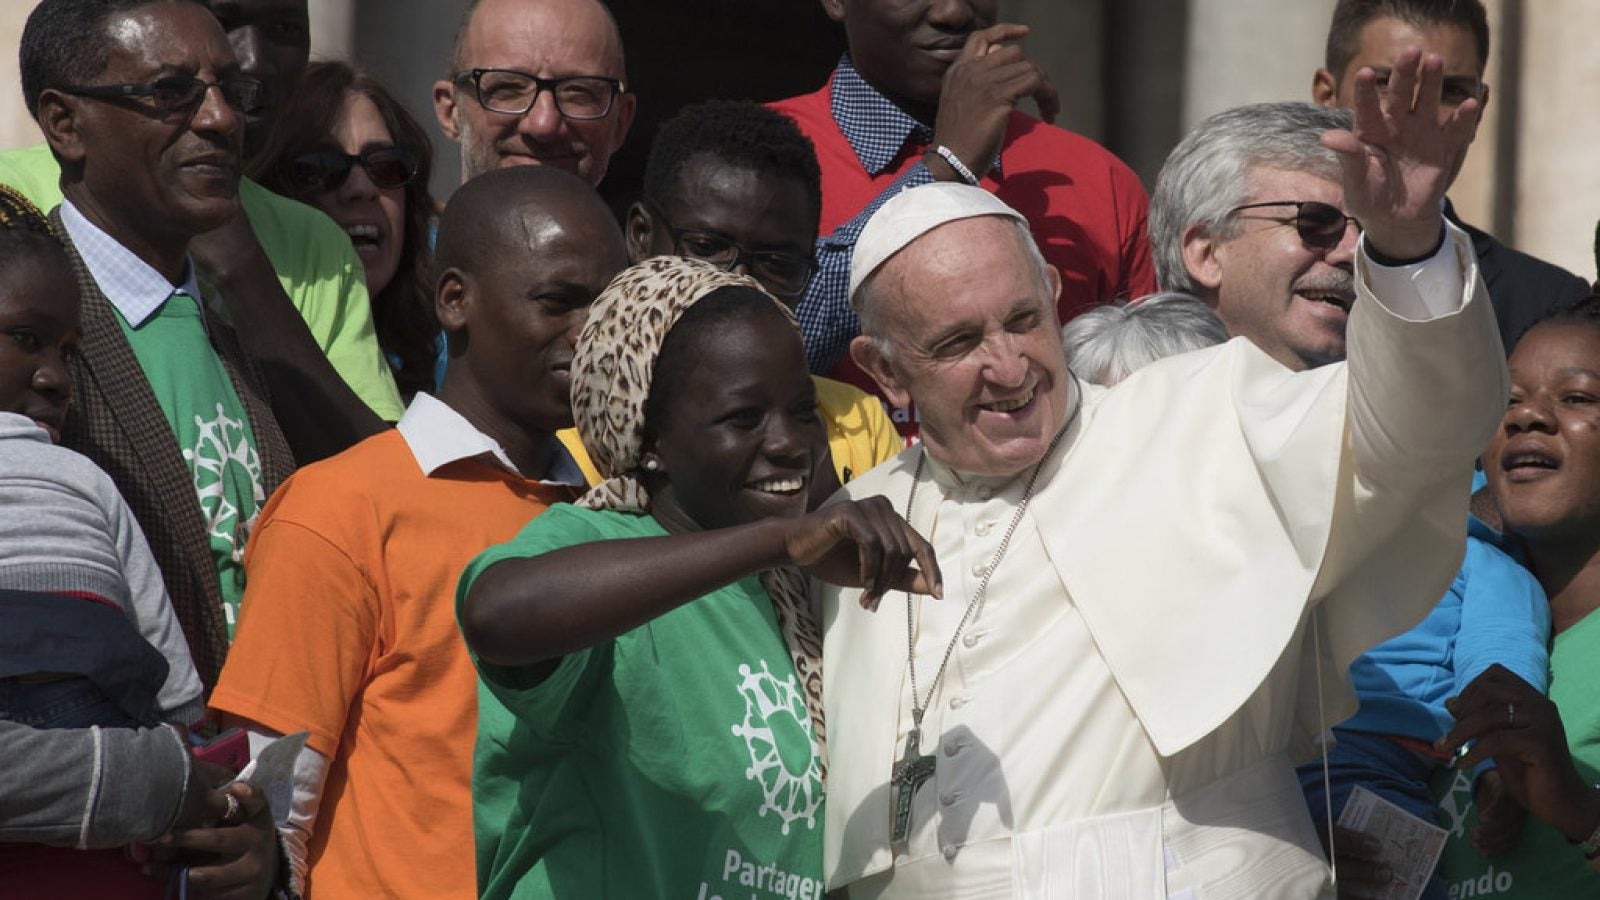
[{"left": 771, "top": 0, "right": 1156, "bottom": 441}]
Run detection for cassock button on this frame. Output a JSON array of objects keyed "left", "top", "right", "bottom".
[
  {"left": 962, "top": 632, "right": 980, "bottom": 648},
  {"left": 949, "top": 695, "right": 968, "bottom": 710},
  {"left": 943, "top": 740, "right": 961, "bottom": 756},
  {"left": 975, "top": 521, "right": 994, "bottom": 536},
  {"left": 970, "top": 562, "right": 987, "bottom": 577},
  {"left": 942, "top": 844, "right": 959, "bottom": 860},
  {"left": 940, "top": 791, "right": 958, "bottom": 806}
]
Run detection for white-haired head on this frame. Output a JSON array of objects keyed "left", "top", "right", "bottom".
[
  {"left": 1149, "top": 102, "right": 1353, "bottom": 295},
  {"left": 1062, "top": 292, "right": 1230, "bottom": 385}
]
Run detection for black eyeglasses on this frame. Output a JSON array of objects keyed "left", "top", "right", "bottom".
[
  {"left": 283, "top": 146, "right": 419, "bottom": 195},
  {"left": 60, "top": 75, "right": 262, "bottom": 115},
  {"left": 452, "top": 68, "right": 625, "bottom": 120},
  {"left": 648, "top": 204, "right": 817, "bottom": 299},
  {"left": 1230, "top": 200, "right": 1361, "bottom": 250}
]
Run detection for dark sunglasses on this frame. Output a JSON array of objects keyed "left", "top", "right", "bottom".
[
  {"left": 1230, "top": 200, "right": 1361, "bottom": 250},
  {"left": 284, "top": 146, "right": 419, "bottom": 195},
  {"left": 61, "top": 75, "right": 262, "bottom": 115}
]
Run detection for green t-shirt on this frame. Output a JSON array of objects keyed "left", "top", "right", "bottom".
[
  {"left": 117, "top": 294, "right": 264, "bottom": 637},
  {"left": 1433, "top": 608, "right": 1600, "bottom": 898},
  {"left": 0, "top": 143, "right": 403, "bottom": 421},
  {"left": 457, "top": 505, "right": 825, "bottom": 900}
]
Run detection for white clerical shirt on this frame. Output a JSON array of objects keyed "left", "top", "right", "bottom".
[{"left": 816, "top": 224, "right": 1508, "bottom": 899}]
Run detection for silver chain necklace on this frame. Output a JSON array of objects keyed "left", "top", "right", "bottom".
[{"left": 889, "top": 408, "right": 1076, "bottom": 851}]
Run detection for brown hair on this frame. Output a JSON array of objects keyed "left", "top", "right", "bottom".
[
  {"left": 1324, "top": 0, "right": 1489, "bottom": 80},
  {"left": 253, "top": 61, "right": 441, "bottom": 399}
]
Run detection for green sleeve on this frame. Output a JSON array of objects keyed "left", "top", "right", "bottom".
[
  {"left": 238, "top": 180, "right": 405, "bottom": 421},
  {"left": 457, "top": 505, "right": 637, "bottom": 738},
  {"left": 0, "top": 144, "right": 66, "bottom": 212}
]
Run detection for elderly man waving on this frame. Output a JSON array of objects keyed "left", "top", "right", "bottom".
[{"left": 816, "top": 50, "right": 1507, "bottom": 898}]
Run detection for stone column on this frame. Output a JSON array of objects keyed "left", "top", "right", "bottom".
[
  {"left": 1181, "top": 0, "right": 1336, "bottom": 129},
  {"left": 1511, "top": 0, "right": 1600, "bottom": 280},
  {"left": 0, "top": 3, "right": 37, "bottom": 151},
  {"left": 1000, "top": 0, "right": 1106, "bottom": 141},
  {"left": 352, "top": 0, "right": 469, "bottom": 200},
  {"left": 309, "top": 0, "right": 356, "bottom": 62}
]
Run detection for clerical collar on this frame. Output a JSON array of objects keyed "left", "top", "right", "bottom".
[{"left": 922, "top": 378, "right": 1083, "bottom": 493}]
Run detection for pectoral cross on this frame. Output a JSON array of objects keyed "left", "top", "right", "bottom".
[{"left": 890, "top": 724, "right": 936, "bottom": 852}]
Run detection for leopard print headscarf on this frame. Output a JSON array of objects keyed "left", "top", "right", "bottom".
[{"left": 570, "top": 256, "right": 828, "bottom": 768}]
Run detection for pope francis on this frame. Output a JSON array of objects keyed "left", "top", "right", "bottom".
[{"left": 814, "top": 53, "right": 1508, "bottom": 898}]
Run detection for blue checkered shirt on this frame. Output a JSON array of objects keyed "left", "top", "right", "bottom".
[{"left": 797, "top": 55, "right": 1000, "bottom": 373}]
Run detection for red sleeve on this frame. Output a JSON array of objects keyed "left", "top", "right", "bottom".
[{"left": 1110, "top": 155, "right": 1157, "bottom": 301}]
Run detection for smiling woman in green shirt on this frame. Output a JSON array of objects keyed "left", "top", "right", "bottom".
[
  {"left": 457, "top": 258, "right": 940, "bottom": 900},
  {"left": 1437, "top": 303, "right": 1600, "bottom": 898}
]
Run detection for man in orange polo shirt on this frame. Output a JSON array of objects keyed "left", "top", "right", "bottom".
[{"left": 209, "top": 167, "right": 626, "bottom": 897}]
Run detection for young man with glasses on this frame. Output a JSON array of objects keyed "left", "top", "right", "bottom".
[
  {"left": 432, "top": 0, "right": 635, "bottom": 186},
  {"left": 1150, "top": 101, "right": 1366, "bottom": 372}
]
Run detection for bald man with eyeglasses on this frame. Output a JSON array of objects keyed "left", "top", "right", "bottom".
[{"left": 432, "top": 0, "right": 636, "bottom": 186}]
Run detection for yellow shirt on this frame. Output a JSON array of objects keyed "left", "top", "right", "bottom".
[{"left": 556, "top": 374, "right": 901, "bottom": 490}]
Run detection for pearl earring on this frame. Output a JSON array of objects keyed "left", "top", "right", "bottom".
[{"left": 643, "top": 458, "right": 660, "bottom": 472}]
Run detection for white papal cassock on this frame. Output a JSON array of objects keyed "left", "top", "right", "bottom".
[{"left": 814, "top": 223, "right": 1507, "bottom": 899}]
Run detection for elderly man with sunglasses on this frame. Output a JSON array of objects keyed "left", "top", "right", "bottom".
[
  {"left": 2, "top": 0, "right": 405, "bottom": 464},
  {"left": 1148, "top": 101, "right": 1379, "bottom": 373},
  {"left": 432, "top": 0, "right": 635, "bottom": 186}
]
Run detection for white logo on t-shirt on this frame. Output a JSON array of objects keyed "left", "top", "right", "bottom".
[
  {"left": 731, "top": 660, "right": 823, "bottom": 834},
  {"left": 183, "top": 402, "right": 265, "bottom": 561}
]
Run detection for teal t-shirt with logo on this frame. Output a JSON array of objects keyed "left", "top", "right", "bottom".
[
  {"left": 1433, "top": 608, "right": 1600, "bottom": 898},
  {"left": 457, "top": 505, "right": 825, "bottom": 900},
  {"left": 116, "top": 294, "right": 265, "bottom": 637}
]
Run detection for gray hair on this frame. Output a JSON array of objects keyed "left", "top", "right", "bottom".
[
  {"left": 1062, "top": 292, "right": 1229, "bottom": 385},
  {"left": 1149, "top": 102, "right": 1353, "bottom": 295},
  {"left": 856, "top": 215, "right": 1051, "bottom": 359}
]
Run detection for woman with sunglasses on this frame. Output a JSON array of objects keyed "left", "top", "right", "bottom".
[{"left": 255, "top": 61, "right": 443, "bottom": 400}]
